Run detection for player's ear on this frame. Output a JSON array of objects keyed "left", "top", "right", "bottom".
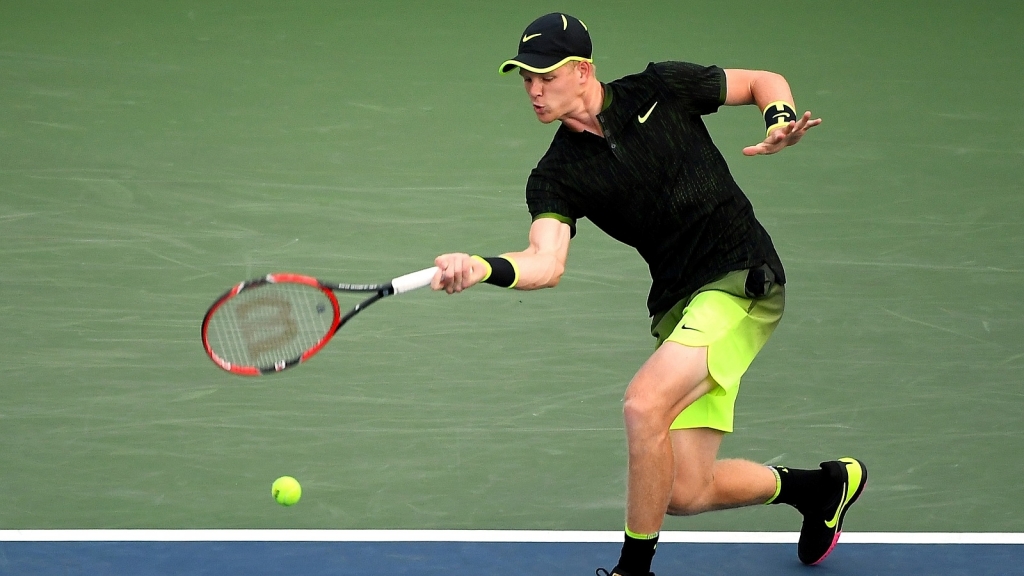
[{"left": 577, "top": 60, "right": 595, "bottom": 82}]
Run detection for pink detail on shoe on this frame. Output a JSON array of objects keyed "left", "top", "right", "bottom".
[{"left": 810, "top": 532, "right": 842, "bottom": 566}]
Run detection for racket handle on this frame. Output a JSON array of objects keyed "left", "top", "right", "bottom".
[{"left": 391, "top": 266, "right": 439, "bottom": 294}]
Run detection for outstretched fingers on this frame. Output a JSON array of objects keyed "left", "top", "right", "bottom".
[
  {"left": 791, "top": 111, "right": 822, "bottom": 136},
  {"left": 743, "top": 111, "right": 822, "bottom": 156}
]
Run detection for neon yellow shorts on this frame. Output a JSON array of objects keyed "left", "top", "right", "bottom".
[{"left": 650, "top": 269, "right": 785, "bottom": 433}]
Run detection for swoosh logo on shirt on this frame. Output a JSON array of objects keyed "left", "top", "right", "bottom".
[
  {"left": 638, "top": 102, "right": 658, "bottom": 124},
  {"left": 522, "top": 33, "right": 541, "bottom": 42}
]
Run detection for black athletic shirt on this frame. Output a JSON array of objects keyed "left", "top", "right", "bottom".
[{"left": 525, "top": 61, "right": 786, "bottom": 316}]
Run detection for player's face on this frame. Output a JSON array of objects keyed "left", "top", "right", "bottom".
[{"left": 520, "top": 63, "right": 583, "bottom": 123}]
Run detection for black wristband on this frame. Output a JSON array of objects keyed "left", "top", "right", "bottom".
[
  {"left": 481, "top": 256, "right": 518, "bottom": 288},
  {"left": 763, "top": 101, "right": 797, "bottom": 137}
]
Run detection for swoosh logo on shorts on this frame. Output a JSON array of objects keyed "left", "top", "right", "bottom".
[{"left": 638, "top": 101, "right": 658, "bottom": 124}]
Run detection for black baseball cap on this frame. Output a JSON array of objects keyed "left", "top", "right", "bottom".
[{"left": 499, "top": 13, "right": 593, "bottom": 75}]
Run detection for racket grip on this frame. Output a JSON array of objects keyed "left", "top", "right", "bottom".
[{"left": 391, "top": 266, "right": 439, "bottom": 294}]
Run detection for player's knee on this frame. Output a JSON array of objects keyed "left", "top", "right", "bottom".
[
  {"left": 666, "top": 482, "right": 712, "bottom": 516},
  {"left": 621, "top": 392, "right": 670, "bottom": 436},
  {"left": 666, "top": 495, "right": 703, "bottom": 516}
]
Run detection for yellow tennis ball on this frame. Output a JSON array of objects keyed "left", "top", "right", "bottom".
[{"left": 272, "top": 476, "right": 301, "bottom": 506}]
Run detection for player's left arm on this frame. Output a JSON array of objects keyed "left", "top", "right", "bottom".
[{"left": 722, "top": 68, "right": 822, "bottom": 156}]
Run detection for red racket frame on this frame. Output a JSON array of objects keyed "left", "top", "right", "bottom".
[{"left": 201, "top": 274, "right": 343, "bottom": 376}]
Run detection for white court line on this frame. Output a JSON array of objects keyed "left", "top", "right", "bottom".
[{"left": 0, "top": 531, "right": 1022, "bottom": 544}]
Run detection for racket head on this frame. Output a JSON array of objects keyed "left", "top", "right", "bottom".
[{"left": 201, "top": 274, "right": 342, "bottom": 375}]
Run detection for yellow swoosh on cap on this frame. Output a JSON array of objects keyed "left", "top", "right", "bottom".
[{"left": 523, "top": 33, "right": 541, "bottom": 42}]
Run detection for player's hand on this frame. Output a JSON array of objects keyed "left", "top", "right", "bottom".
[
  {"left": 742, "top": 111, "right": 821, "bottom": 156},
  {"left": 432, "top": 253, "right": 488, "bottom": 294}
]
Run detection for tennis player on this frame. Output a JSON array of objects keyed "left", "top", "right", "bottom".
[{"left": 431, "top": 13, "right": 866, "bottom": 576}]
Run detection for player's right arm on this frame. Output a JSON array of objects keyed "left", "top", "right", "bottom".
[{"left": 432, "top": 217, "right": 571, "bottom": 294}]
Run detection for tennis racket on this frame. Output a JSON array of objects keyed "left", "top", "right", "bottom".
[{"left": 201, "top": 267, "right": 438, "bottom": 376}]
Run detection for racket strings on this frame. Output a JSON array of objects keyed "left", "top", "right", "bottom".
[{"left": 206, "top": 283, "right": 337, "bottom": 369}]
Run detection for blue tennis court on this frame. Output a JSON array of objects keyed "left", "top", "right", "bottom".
[{"left": 2, "top": 532, "right": 1022, "bottom": 576}]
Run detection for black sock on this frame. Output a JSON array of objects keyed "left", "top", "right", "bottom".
[
  {"left": 767, "top": 465, "right": 831, "bottom": 513},
  {"left": 615, "top": 531, "right": 658, "bottom": 576}
]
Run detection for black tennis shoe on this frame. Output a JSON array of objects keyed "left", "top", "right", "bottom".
[{"left": 797, "top": 457, "right": 868, "bottom": 565}]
